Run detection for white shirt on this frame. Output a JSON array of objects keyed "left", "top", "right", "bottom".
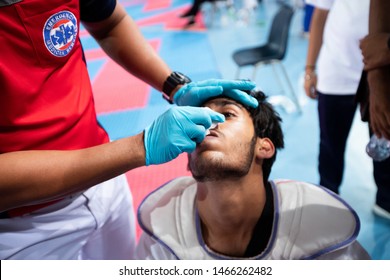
[{"left": 306, "top": 0, "right": 369, "bottom": 94}]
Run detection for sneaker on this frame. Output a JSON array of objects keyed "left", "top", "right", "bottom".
[{"left": 373, "top": 204, "right": 390, "bottom": 220}]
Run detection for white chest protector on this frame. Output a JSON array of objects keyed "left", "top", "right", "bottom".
[{"left": 136, "top": 177, "right": 370, "bottom": 260}]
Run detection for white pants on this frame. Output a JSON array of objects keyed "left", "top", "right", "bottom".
[{"left": 0, "top": 174, "right": 136, "bottom": 259}]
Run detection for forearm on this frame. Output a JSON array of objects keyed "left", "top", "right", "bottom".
[
  {"left": 369, "top": 0, "right": 390, "bottom": 33},
  {"left": 0, "top": 134, "right": 145, "bottom": 212},
  {"left": 83, "top": 3, "right": 171, "bottom": 92}
]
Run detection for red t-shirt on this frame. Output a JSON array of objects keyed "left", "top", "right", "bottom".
[
  {"left": 0, "top": 0, "right": 109, "bottom": 153},
  {"left": 0, "top": 0, "right": 112, "bottom": 216}
]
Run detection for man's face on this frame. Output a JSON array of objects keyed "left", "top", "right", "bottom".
[{"left": 188, "top": 97, "right": 257, "bottom": 182}]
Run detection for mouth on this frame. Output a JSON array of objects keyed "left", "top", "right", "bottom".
[
  {"left": 196, "top": 130, "right": 220, "bottom": 152},
  {"left": 205, "top": 130, "right": 219, "bottom": 137}
]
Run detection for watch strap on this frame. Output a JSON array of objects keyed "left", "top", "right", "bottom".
[{"left": 162, "top": 72, "right": 191, "bottom": 103}]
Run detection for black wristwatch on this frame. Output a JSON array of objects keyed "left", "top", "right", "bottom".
[{"left": 162, "top": 71, "right": 191, "bottom": 104}]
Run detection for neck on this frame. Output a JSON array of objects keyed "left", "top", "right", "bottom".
[{"left": 196, "top": 172, "right": 266, "bottom": 257}]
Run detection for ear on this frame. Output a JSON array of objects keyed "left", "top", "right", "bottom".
[{"left": 255, "top": 138, "right": 275, "bottom": 159}]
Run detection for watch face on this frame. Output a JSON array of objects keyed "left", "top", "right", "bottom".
[
  {"left": 174, "top": 72, "right": 191, "bottom": 83},
  {"left": 163, "top": 72, "right": 192, "bottom": 97}
]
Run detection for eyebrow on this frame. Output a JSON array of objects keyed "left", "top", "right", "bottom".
[{"left": 204, "top": 99, "right": 245, "bottom": 110}]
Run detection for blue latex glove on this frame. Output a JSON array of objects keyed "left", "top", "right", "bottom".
[
  {"left": 144, "top": 106, "right": 225, "bottom": 165},
  {"left": 173, "top": 79, "right": 258, "bottom": 108}
]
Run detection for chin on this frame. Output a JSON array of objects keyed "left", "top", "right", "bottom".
[
  {"left": 189, "top": 153, "right": 219, "bottom": 175},
  {"left": 189, "top": 156, "right": 243, "bottom": 182},
  {"left": 190, "top": 151, "right": 224, "bottom": 167}
]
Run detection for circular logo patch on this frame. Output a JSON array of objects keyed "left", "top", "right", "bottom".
[{"left": 43, "top": 11, "right": 78, "bottom": 57}]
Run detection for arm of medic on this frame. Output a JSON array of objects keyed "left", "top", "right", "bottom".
[{"left": 82, "top": 3, "right": 257, "bottom": 108}]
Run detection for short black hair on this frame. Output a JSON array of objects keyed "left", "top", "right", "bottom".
[{"left": 244, "top": 90, "right": 284, "bottom": 183}]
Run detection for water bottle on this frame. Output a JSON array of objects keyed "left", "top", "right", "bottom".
[{"left": 366, "top": 134, "right": 390, "bottom": 162}]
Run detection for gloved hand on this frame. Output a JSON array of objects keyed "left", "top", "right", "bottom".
[
  {"left": 144, "top": 106, "right": 225, "bottom": 165},
  {"left": 173, "top": 79, "right": 258, "bottom": 108}
]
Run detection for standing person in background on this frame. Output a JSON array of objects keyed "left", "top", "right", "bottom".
[
  {"left": 358, "top": 0, "right": 390, "bottom": 218},
  {"left": 0, "top": 0, "right": 258, "bottom": 260},
  {"left": 304, "top": 0, "right": 390, "bottom": 219}
]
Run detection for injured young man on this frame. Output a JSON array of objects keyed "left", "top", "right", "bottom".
[{"left": 136, "top": 89, "right": 370, "bottom": 260}]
